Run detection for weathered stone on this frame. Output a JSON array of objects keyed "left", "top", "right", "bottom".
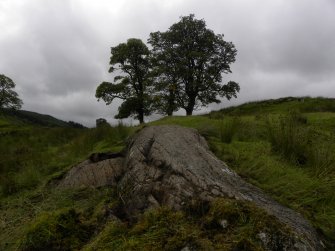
[
  {"left": 58, "top": 158, "right": 124, "bottom": 188},
  {"left": 219, "top": 219, "right": 228, "bottom": 229},
  {"left": 118, "top": 125, "right": 322, "bottom": 250},
  {"left": 180, "top": 246, "right": 191, "bottom": 251},
  {"left": 58, "top": 125, "right": 324, "bottom": 250}
]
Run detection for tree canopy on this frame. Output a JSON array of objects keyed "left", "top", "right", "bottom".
[
  {"left": 149, "top": 14, "right": 239, "bottom": 115},
  {"left": 0, "top": 74, "right": 23, "bottom": 110},
  {"left": 96, "top": 38, "right": 153, "bottom": 124},
  {"left": 96, "top": 14, "right": 240, "bottom": 121}
]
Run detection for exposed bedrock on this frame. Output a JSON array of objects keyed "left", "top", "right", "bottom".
[{"left": 58, "top": 125, "right": 324, "bottom": 250}]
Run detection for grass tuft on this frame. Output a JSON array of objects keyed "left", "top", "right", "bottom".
[
  {"left": 1, "top": 97, "right": 335, "bottom": 249},
  {"left": 20, "top": 208, "right": 93, "bottom": 251},
  {"left": 266, "top": 110, "right": 309, "bottom": 165}
]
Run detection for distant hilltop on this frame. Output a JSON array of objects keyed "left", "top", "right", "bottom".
[{"left": 0, "top": 108, "right": 85, "bottom": 128}]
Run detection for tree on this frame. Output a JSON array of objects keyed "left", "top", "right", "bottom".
[
  {"left": 96, "top": 38, "right": 153, "bottom": 124},
  {"left": 0, "top": 74, "right": 23, "bottom": 110},
  {"left": 149, "top": 14, "right": 240, "bottom": 115},
  {"left": 149, "top": 41, "right": 179, "bottom": 116}
]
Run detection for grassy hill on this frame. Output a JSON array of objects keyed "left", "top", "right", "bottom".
[
  {"left": 210, "top": 96, "right": 335, "bottom": 116},
  {"left": 0, "top": 108, "right": 85, "bottom": 129},
  {"left": 1, "top": 97, "right": 334, "bottom": 250}
]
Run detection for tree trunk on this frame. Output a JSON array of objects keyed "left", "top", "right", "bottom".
[
  {"left": 138, "top": 112, "right": 144, "bottom": 124},
  {"left": 186, "top": 109, "right": 193, "bottom": 116},
  {"left": 185, "top": 102, "right": 194, "bottom": 116},
  {"left": 186, "top": 97, "right": 195, "bottom": 116},
  {"left": 138, "top": 82, "right": 144, "bottom": 124},
  {"left": 166, "top": 87, "right": 175, "bottom": 116}
]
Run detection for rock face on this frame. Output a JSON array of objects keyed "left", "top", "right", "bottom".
[
  {"left": 58, "top": 125, "right": 324, "bottom": 250},
  {"left": 58, "top": 158, "right": 123, "bottom": 188}
]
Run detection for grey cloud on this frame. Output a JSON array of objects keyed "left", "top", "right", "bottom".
[{"left": 0, "top": 0, "right": 334, "bottom": 126}]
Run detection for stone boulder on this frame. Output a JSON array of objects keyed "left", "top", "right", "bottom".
[
  {"left": 58, "top": 125, "right": 324, "bottom": 250},
  {"left": 58, "top": 158, "right": 123, "bottom": 188}
]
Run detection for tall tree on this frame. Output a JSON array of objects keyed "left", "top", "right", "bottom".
[
  {"left": 149, "top": 36, "right": 180, "bottom": 116},
  {"left": 0, "top": 74, "right": 23, "bottom": 110},
  {"left": 149, "top": 14, "right": 240, "bottom": 115},
  {"left": 96, "top": 38, "right": 153, "bottom": 124}
]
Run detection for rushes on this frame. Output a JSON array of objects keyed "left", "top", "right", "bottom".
[
  {"left": 266, "top": 111, "right": 308, "bottom": 165},
  {"left": 265, "top": 110, "right": 335, "bottom": 176},
  {"left": 219, "top": 116, "right": 241, "bottom": 143}
]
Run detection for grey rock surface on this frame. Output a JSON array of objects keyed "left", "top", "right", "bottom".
[
  {"left": 58, "top": 158, "right": 124, "bottom": 188},
  {"left": 119, "top": 125, "right": 322, "bottom": 250},
  {"left": 58, "top": 125, "right": 324, "bottom": 250}
]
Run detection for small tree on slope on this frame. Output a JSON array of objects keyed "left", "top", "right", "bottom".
[{"left": 0, "top": 74, "right": 23, "bottom": 110}]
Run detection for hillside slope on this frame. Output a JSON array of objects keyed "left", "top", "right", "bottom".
[
  {"left": 210, "top": 96, "right": 335, "bottom": 116},
  {"left": 0, "top": 108, "right": 85, "bottom": 129},
  {"left": 1, "top": 97, "right": 334, "bottom": 250}
]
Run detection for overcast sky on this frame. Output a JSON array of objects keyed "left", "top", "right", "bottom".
[{"left": 1, "top": 0, "right": 334, "bottom": 126}]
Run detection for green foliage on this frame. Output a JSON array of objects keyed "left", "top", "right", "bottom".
[
  {"left": 211, "top": 96, "right": 335, "bottom": 116},
  {"left": 219, "top": 116, "right": 241, "bottom": 143},
  {"left": 2, "top": 97, "right": 335, "bottom": 249},
  {"left": 85, "top": 199, "right": 295, "bottom": 251},
  {"left": 266, "top": 111, "right": 309, "bottom": 165},
  {"left": 307, "top": 143, "right": 335, "bottom": 177},
  {"left": 149, "top": 101, "right": 335, "bottom": 243},
  {"left": 0, "top": 108, "right": 80, "bottom": 128},
  {"left": 0, "top": 186, "right": 116, "bottom": 250},
  {"left": 204, "top": 198, "right": 294, "bottom": 250},
  {"left": 96, "top": 38, "right": 153, "bottom": 123},
  {"left": 264, "top": 110, "right": 335, "bottom": 175},
  {"left": 217, "top": 140, "right": 335, "bottom": 242},
  {"left": 20, "top": 208, "right": 92, "bottom": 251},
  {"left": 149, "top": 14, "right": 239, "bottom": 115},
  {"left": 0, "top": 74, "right": 23, "bottom": 110},
  {"left": 0, "top": 123, "right": 132, "bottom": 197}
]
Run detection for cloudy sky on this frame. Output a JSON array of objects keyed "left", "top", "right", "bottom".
[{"left": 1, "top": 0, "right": 334, "bottom": 126}]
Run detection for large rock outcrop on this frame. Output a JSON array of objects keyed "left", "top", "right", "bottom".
[{"left": 58, "top": 125, "right": 324, "bottom": 250}]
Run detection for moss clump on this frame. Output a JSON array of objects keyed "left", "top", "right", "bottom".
[
  {"left": 84, "top": 199, "right": 296, "bottom": 251},
  {"left": 20, "top": 208, "right": 93, "bottom": 251},
  {"left": 84, "top": 207, "right": 209, "bottom": 251},
  {"left": 203, "top": 198, "right": 295, "bottom": 250}
]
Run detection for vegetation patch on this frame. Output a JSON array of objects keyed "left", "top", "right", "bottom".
[
  {"left": 84, "top": 199, "right": 295, "bottom": 251},
  {"left": 20, "top": 208, "right": 92, "bottom": 251},
  {"left": 1, "top": 97, "right": 335, "bottom": 249}
]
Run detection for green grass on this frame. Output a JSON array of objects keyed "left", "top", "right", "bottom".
[
  {"left": 0, "top": 108, "right": 81, "bottom": 128},
  {"left": 216, "top": 140, "right": 335, "bottom": 236},
  {"left": 210, "top": 96, "right": 335, "bottom": 116},
  {"left": 1, "top": 187, "right": 116, "bottom": 250},
  {"left": 1, "top": 96, "right": 335, "bottom": 249},
  {"left": 0, "top": 124, "right": 132, "bottom": 197},
  {"left": 148, "top": 100, "right": 335, "bottom": 242},
  {"left": 83, "top": 199, "right": 293, "bottom": 251}
]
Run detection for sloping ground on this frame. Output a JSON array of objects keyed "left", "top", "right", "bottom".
[
  {"left": 210, "top": 96, "right": 335, "bottom": 116},
  {"left": 58, "top": 125, "right": 324, "bottom": 250},
  {"left": 0, "top": 108, "right": 84, "bottom": 128}
]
